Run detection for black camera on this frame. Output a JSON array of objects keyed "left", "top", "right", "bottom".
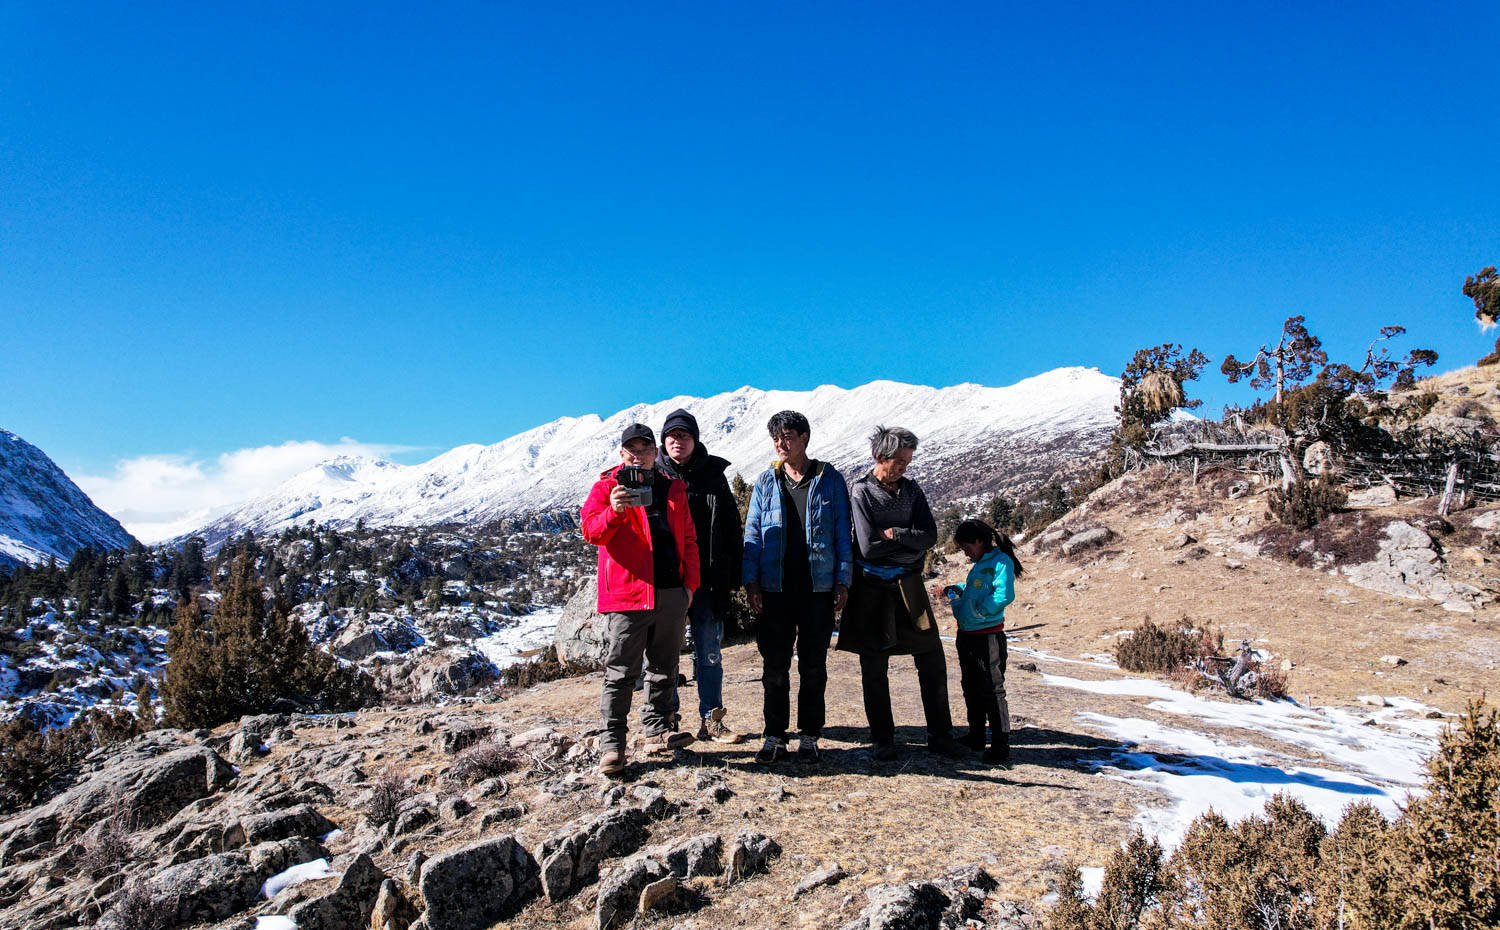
[{"left": 617, "top": 466, "right": 654, "bottom": 507}]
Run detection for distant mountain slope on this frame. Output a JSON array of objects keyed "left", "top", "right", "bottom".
[
  {"left": 188, "top": 368, "right": 1119, "bottom": 549},
  {"left": 0, "top": 429, "right": 136, "bottom": 565}
]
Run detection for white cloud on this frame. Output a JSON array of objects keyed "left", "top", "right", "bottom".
[{"left": 76, "top": 439, "right": 417, "bottom": 544}]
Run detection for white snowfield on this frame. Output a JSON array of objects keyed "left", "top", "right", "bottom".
[
  {"left": 1040, "top": 670, "right": 1443, "bottom": 851},
  {"left": 183, "top": 367, "right": 1118, "bottom": 547}
]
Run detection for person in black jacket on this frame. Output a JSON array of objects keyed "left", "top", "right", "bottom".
[{"left": 658, "top": 409, "right": 746, "bottom": 743}]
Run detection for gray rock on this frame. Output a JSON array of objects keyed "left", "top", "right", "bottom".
[
  {"left": 1060, "top": 527, "right": 1113, "bottom": 556},
  {"left": 0, "top": 740, "right": 235, "bottom": 863},
  {"left": 412, "top": 649, "right": 497, "bottom": 699},
  {"left": 1343, "top": 520, "right": 1487, "bottom": 611},
  {"left": 442, "top": 724, "right": 493, "bottom": 754},
  {"left": 539, "top": 807, "right": 650, "bottom": 901},
  {"left": 724, "top": 830, "right": 780, "bottom": 884},
  {"left": 148, "top": 851, "right": 262, "bottom": 926},
  {"left": 393, "top": 804, "right": 437, "bottom": 836},
  {"left": 793, "top": 864, "right": 848, "bottom": 898},
  {"left": 637, "top": 874, "right": 688, "bottom": 916},
  {"left": 1346, "top": 485, "right": 1398, "bottom": 509},
  {"left": 1472, "top": 508, "right": 1500, "bottom": 531},
  {"left": 419, "top": 834, "right": 539, "bottom": 930},
  {"left": 289, "top": 852, "right": 388, "bottom": 930},
  {"left": 372, "top": 877, "right": 417, "bottom": 930},
  {"left": 597, "top": 854, "right": 671, "bottom": 930},
  {"left": 440, "top": 797, "right": 474, "bottom": 821},
  {"left": 241, "top": 804, "right": 335, "bottom": 846},
  {"left": 248, "top": 836, "right": 327, "bottom": 877},
  {"left": 662, "top": 832, "right": 723, "bottom": 879},
  {"left": 553, "top": 578, "right": 609, "bottom": 665},
  {"left": 846, "top": 881, "right": 951, "bottom": 930}
]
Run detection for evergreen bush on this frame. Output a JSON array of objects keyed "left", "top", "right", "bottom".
[
  {"left": 1113, "top": 619, "right": 1219, "bottom": 676},
  {"left": 1267, "top": 476, "right": 1347, "bottom": 531},
  {"left": 1048, "top": 699, "right": 1500, "bottom": 930},
  {"left": 160, "top": 554, "right": 376, "bottom": 730}
]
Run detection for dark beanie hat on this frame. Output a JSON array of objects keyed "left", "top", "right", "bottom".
[{"left": 661, "top": 409, "right": 700, "bottom": 443}]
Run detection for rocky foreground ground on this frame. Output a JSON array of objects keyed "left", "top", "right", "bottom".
[{"left": 1, "top": 446, "right": 1497, "bottom": 930}]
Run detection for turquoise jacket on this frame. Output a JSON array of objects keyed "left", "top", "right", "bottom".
[{"left": 945, "top": 548, "right": 1016, "bottom": 632}]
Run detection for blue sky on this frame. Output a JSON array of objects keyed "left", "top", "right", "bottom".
[{"left": 3, "top": 2, "right": 1496, "bottom": 526}]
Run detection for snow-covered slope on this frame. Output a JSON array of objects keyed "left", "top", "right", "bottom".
[
  {"left": 188, "top": 368, "right": 1120, "bottom": 548},
  {"left": 0, "top": 429, "right": 136, "bottom": 565}
]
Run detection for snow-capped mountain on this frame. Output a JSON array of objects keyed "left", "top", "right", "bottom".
[
  {"left": 0, "top": 429, "right": 136, "bottom": 565},
  {"left": 188, "top": 367, "right": 1120, "bottom": 548}
]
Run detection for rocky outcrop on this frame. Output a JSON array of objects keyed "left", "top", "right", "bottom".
[
  {"left": 0, "top": 736, "right": 235, "bottom": 864},
  {"left": 409, "top": 648, "right": 497, "bottom": 698},
  {"left": 554, "top": 578, "right": 608, "bottom": 665},
  {"left": 288, "top": 852, "right": 388, "bottom": 930},
  {"left": 840, "top": 865, "right": 999, "bottom": 930},
  {"left": 149, "top": 851, "right": 262, "bottom": 927},
  {"left": 540, "top": 807, "right": 651, "bottom": 901},
  {"left": 418, "top": 834, "right": 539, "bottom": 930},
  {"left": 1342, "top": 520, "right": 1487, "bottom": 612}
]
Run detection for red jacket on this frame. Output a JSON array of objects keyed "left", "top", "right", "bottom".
[{"left": 581, "top": 465, "right": 701, "bottom": 613}]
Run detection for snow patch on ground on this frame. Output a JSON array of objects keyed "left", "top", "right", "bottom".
[
  {"left": 255, "top": 917, "right": 298, "bottom": 930},
  {"left": 473, "top": 607, "right": 565, "bottom": 670},
  {"left": 261, "top": 858, "right": 332, "bottom": 899},
  {"left": 1043, "top": 672, "right": 1442, "bottom": 851}
]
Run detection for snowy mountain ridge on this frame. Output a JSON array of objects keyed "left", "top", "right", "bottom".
[
  {"left": 0, "top": 429, "right": 137, "bottom": 566},
  {"left": 186, "top": 367, "right": 1121, "bottom": 548}
]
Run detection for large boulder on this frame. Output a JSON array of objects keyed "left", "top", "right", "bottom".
[
  {"left": 539, "top": 807, "right": 650, "bottom": 901},
  {"left": 553, "top": 578, "right": 608, "bottom": 665},
  {"left": 241, "top": 804, "right": 335, "bottom": 846},
  {"left": 0, "top": 737, "right": 235, "bottom": 863},
  {"left": 149, "top": 851, "right": 262, "bottom": 926},
  {"left": 288, "top": 852, "right": 388, "bottom": 930},
  {"left": 411, "top": 648, "right": 497, "bottom": 698},
  {"left": 418, "top": 834, "right": 539, "bottom": 930},
  {"left": 1343, "top": 520, "right": 1488, "bottom": 612}
]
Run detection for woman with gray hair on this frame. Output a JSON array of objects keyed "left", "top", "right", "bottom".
[{"left": 836, "top": 426, "right": 962, "bottom": 760}]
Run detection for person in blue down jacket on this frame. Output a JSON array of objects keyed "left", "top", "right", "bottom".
[
  {"left": 742, "top": 409, "right": 853, "bottom": 765},
  {"left": 941, "top": 518, "right": 1024, "bottom": 766}
]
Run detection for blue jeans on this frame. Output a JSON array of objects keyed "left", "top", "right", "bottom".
[{"left": 688, "top": 596, "right": 724, "bottom": 719}]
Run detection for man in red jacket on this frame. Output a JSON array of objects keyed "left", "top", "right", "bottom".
[{"left": 581, "top": 423, "right": 701, "bottom": 776}]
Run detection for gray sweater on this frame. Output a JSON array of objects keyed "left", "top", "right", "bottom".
[{"left": 850, "top": 471, "right": 937, "bottom": 568}]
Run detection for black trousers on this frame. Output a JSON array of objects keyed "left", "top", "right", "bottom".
[
  {"left": 756, "top": 590, "right": 834, "bottom": 741},
  {"left": 956, "top": 630, "right": 1010, "bottom": 743},
  {"left": 859, "top": 648, "right": 953, "bottom": 743}
]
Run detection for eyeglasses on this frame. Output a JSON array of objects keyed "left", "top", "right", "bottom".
[{"left": 622, "top": 442, "right": 657, "bottom": 456}]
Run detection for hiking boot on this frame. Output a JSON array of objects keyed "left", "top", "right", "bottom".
[
  {"left": 639, "top": 730, "right": 695, "bottom": 755},
  {"left": 957, "top": 728, "right": 988, "bottom": 751},
  {"left": 698, "top": 708, "right": 743, "bottom": 744},
  {"left": 984, "top": 733, "right": 1011, "bottom": 766},
  {"left": 755, "top": 736, "right": 787, "bottom": 764},
  {"left": 598, "top": 750, "right": 627, "bottom": 777},
  {"left": 927, "top": 733, "right": 967, "bottom": 759},
  {"left": 796, "top": 735, "right": 821, "bottom": 763},
  {"left": 871, "top": 738, "right": 900, "bottom": 762}
]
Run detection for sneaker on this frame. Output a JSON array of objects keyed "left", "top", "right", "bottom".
[
  {"left": 871, "top": 738, "right": 900, "bottom": 762},
  {"left": 639, "top": 730, "right": 695, "bottom": 755},
  {"left": 796, "top": 735, "right": 821, "bottom": 763},
  {"left": 755, "top": 736, "right": 787, "bottom": 764},
  {"left": 598, "top": 750, "right": 627, "bottom": 776},
  {"left": 698, "top": 708, "right": 743, "bottom": 744}
]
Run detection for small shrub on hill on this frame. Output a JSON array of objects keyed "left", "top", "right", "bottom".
[
  {"left": 1048, "top": 699, "right": 1500, "bottom": 930},
  {"left": 1114, "top": 619, "right": 1220, "bottom": 675},
  {"left": 364, "top": 769, "right": 411, "bottom": 826},
  {"left": 1267, "top": 476, "right": 1347, "bottom": 530},
  {"left": 449, "top": 740, "right": 524, "bottom": 784}
]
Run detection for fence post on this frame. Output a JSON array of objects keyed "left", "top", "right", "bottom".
[{"left": 1438, "top": 461, "right": 1459, "bottom": 516}]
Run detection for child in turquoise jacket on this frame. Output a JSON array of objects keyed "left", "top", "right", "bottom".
[{"left": 941, "top": 519, "right": 1023, "bottom": 764}]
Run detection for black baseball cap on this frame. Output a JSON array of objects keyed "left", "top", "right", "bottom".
[{"left": 620, "top": 423, "right": 655, "bottom": 446}]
